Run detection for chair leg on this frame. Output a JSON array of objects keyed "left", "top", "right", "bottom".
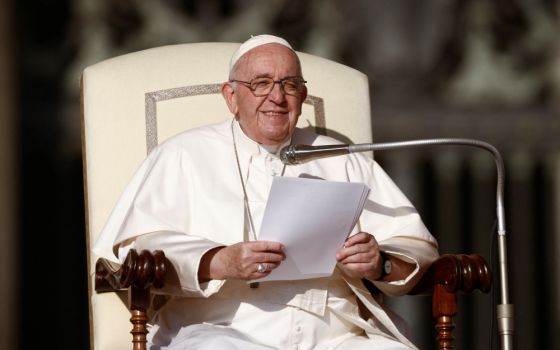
[
  {"left": 433, "top": 284, "right": 457, "bottom": 350},
  {"left": 435, "top": 315, "right": 455, "bottom": 350},
  {"left": 130, "top": 308, "right": 148, "bottom": 350},
  {"left": 129, "top": 287, "right": 150, "bottom": 350}
]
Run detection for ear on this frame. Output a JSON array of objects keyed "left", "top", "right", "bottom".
[
  {"left": 300, "top": 85, "right": 308, "bottom": 103},
  {"left": 221, "top": 82, "right": 238, "bottom": 115}
]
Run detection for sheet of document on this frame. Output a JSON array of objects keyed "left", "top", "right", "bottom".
[{"left": 252, "top": 176, "right": 370, "bottom": 283}]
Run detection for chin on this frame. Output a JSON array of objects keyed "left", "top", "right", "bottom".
[{"left": 260, "top": 129, "right": 291, "bottom": 144}]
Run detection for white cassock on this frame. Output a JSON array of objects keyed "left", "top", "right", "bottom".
[{"left": 92, "top": 118, "right": 439, "bottom": 350}]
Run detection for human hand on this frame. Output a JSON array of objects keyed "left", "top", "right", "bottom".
[
  {"left": 203, "top": 241, "right": 285, "bottom": 281},
  {"left": 335, "top": 232, "right": 382, "bottom": 280}
]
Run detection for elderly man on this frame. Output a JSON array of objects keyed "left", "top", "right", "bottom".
[{"left": 93, "top": 35, "right": 438, "bottom": 350}]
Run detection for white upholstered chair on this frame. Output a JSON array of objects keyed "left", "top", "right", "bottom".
[
  {"left": 81, "top": 43, "right": 490, "bottom": 350},
  {"left": 82, "top": 42, "right": 372, "bottom": 350}
]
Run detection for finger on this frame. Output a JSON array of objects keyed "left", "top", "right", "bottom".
[
  {"left": 234, "top": 242, "right": 283, "bottom": 261},
  {"left": 336, "top": 242, "right": 376, "bottom": 261},
  {"left": 344, "top": 232, "right": 374, "bottom": 247},
  {"left": 254, "top": 252, "right": 286, "bottom": 263},
  {"left": 263, "top": 262, "right": 281, "bottom": 270},
  {"left": 338, "top": 252, "right": 375, "bottom": 265},
  {"left": 250, "top": 240, "right": 285, "bottom": 253}
]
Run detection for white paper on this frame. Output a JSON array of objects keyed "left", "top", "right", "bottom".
[{"left": 252, "top": 176, "right": 370, "bottom": 282}]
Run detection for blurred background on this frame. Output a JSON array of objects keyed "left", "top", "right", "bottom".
[{"left": 1, "top": 0, "right": 559, "bottom": 349}]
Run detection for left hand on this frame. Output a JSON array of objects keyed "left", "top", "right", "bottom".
[{"left": 335, "top": 232, "right": 382, "bottom": 280}]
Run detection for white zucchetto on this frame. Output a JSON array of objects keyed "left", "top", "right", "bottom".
[{"left": 229, "top": 34, "right": 294, "bottom": 73}]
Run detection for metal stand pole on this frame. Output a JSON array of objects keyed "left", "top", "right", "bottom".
[
  {"left": 354, "top": 139, "right": 514, "bottom": 350},
  {"left": 283, "top": 138, "right": 515, "bottom": 349}
]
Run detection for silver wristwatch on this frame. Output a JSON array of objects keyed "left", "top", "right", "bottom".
[{"left": 379, "top": 252, "right": 392, "bottom": 279}]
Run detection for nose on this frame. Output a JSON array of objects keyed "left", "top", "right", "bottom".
[{"left": 267, "top": 81, "right": 286, "bottom": 104}]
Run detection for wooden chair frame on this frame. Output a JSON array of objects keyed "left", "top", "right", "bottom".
[{"left": 95, "top": 251, "right": 491, "bottom": 350}]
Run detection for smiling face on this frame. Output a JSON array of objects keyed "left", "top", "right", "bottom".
[{"left": 221, "top": 43, "right": 307, "bottom": 145}]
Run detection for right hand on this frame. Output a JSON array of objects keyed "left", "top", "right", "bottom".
[{"left": 200, "top": 241, "right": 285, "bottom": 281}]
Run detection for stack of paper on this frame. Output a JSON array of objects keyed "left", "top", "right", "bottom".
[{"left": 253, "top": 176, "right": 370, "bottom": 282}]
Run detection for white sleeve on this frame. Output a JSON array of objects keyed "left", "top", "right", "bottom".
[
  {"left": 346, "top": 153, "right": 439, "bottom": 295},
  {"left": 374, "top": 237, "right": 439, "bottom": 296},
  {"left": 92, "top": 144, "right": 192, "bottom": 262}
]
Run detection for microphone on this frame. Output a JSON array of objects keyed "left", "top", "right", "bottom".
[
  {"left": 280, "top": 138, "right": 514, "bottom": 350},
  {"left": 280, "top": 144, "right": 351, "bottom": 165}
]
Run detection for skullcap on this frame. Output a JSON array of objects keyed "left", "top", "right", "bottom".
[{"left": 229, "top": 34, "right": 293, "bottom": 73}]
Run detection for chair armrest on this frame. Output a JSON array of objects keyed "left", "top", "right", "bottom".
[
  {"left": 95, "top": 249, "right": 168, "bottom": 350},
  {"left": 409, "top": 254, "right": 492, "bottom": 349},
  {"left": 95, "top": 249, "right": 167, "bottom": 293},
  {"left": 94, "top": 251, "right": 492, "bottom": 350},
  {"left": 409, "top": 254, "right": 492, "bottom": 295}
]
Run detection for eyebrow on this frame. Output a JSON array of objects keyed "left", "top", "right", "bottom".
[
  {"left": 251, "top": 74, "right": 303, "bottom": 80},
  {"left": 252, "top": 73, "right": 273, "bottom": 79}
]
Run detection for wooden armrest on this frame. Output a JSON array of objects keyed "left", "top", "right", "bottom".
[
  {"left": 410, "top": 254, "right": 492, "bottom": 295},
  {"left": 95, "top": 249, "right": 167, "bottom": 350},
  {"left": 94, "top": 251, "right": 491, "bottom": 350},
  {"left": 410, "top": 254, "right": 492, "bottom": 350},
  {"left": 95, "top": 249, "right": 167, "bottom": 293}
]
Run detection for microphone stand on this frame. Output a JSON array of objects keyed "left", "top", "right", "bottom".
[{"left": 281, "top": 139, "right": 514, "bottom": 350}]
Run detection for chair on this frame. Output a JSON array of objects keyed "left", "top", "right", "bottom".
[{"left": 81, "top": 43, "right": 491, "bottom": 350}]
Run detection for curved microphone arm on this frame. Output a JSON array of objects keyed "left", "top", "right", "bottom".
[{"left": 280, "top": 138, "right": 514, "bottom": 350}]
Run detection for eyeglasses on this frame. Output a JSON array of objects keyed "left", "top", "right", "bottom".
[{"left": 230, "top": 77, "right": 307, "bottom": 97}]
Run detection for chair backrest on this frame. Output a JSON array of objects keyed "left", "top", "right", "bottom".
[{"left": 81, "top": 42, "right": 372, "bottom": 350}]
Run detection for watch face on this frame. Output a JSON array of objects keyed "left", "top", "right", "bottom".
[{"left": 384, "top": 259, "right": 392, "bottom": 275}]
